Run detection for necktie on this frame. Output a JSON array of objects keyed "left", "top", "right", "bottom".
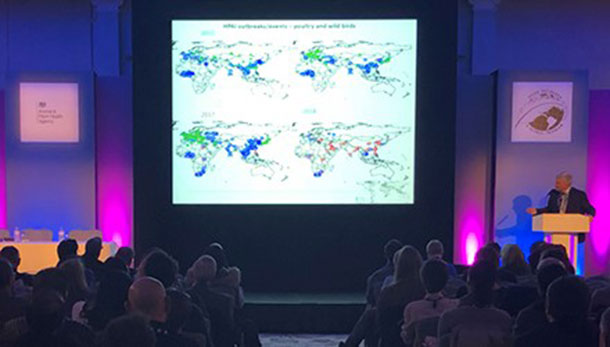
[{"left": 559, "top": 193, "right": 568, "bottom": 214}]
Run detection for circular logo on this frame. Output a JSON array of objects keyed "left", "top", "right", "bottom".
[{"left": 514, "top": 89, "right": 566, "bottom": 135}]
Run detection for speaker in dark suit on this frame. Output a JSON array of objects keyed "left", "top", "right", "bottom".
[{"left": 526, "top": 172, "right": 595, "bottom": 242}]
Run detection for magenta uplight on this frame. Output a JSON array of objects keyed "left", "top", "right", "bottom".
[{"left": 586, "top": 90, "right": 610, "bottom": 276}]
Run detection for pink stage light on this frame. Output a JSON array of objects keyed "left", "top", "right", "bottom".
[
  {"left": 0, "top": 91, "right": 6, "bottom": 229},
  {"left": 586, "top": 90, "right": 610, "bottom": 276},
  {"left": 466, "top": 232, "right": 480, "bottom": 265},
  {"left": 457, "top": 203, "right": 485, "bottom": 265}
]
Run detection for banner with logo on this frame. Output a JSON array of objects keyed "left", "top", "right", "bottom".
[{"left": 511, "top": 81, "right": 573, "bottom": 143}]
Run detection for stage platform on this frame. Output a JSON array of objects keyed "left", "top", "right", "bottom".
[{"left": 243, "top": 292, "right": 365, "bottom": 334}]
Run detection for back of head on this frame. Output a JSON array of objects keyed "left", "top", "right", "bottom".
[
  {"left": 546, "top": 275, "right": 591, "bottom": 327},
  {"left": 536, "top": 258, "right": 567, "bottom": 296},
  {"left": 34, "top": 268, "right": 69, "bottom": 298},
  {"left": 102, "top": 314, "right": 156, "bottom": 347},
  {"left": 528, "top": 242, "right": 553, "bottom": 273},
  {"left": 384, "top": 239, "right": 403, "bottom": 262},
  {"left": 105, "top": 256, "right": 129, "bottom": 274},
  {"left": 0, "top": 258, "right": 14, "bottom": 289},
  {"left": 142, "top": 250, "right": 178, "bottom": 288},
  {"left": 116, "top": 247, "right": 135, "bottom": 267},
  {"left": 420, "top": 259, "right": 449, "bottom": 294},
  {"left": 541, "top": 245, "right": 575, "bottom": 274},
  {"left": 468, "top": 261, "right": 496, "bottom": 307},
  {"left": 191, "top": 255, "right": 217, "bottom": 284},
  {"left": 26, "top": 289, "right": 65, "bottom": 334},
  {"left": 204, "top": 243, "right": 228, "bottom": 270},
  {"left": 0, "top": 246, "right": 20, "bottom": 269},
  {"left": 426, "top": 239, "right": 444, "bottom": 260},
  {"left": 475, "top": 245, "right": 500, "bottom": 269},
  {"left": 58, "top": 258, "right": 88, "bottom": 293},
  {"left": 85, "top": 237, "right": 103, "bottom": 259},
  {"left": 500, "top": 244, "right": 529, "bottom": 275},
  {"left": 57, "top": 239, "right": 78, "bottom": 263},
  {"left": 128, "top": 276, "right": 167, "bottom": 322},
  {"left": 85, "top": 270, "right": 132, "bottom": 330},
  {"left": 395, "top": 245, "right": 423, "bottom": 282}
]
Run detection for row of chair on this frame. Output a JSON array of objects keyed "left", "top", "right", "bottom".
[{"left": 0, "top": 229, "right": 102, "bottom": 242}]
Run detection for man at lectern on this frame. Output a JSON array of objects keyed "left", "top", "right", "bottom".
[{"left": 526, "top": 172, "right": 596, "bottom": 217}]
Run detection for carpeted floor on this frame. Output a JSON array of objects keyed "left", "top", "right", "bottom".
[{"left": 260, "top": 334, "right": 348, "bottom": 347}]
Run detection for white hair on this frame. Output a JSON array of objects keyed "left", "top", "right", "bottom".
[{"left": 556, "top": 171, "right": 573, "bottom": 184}]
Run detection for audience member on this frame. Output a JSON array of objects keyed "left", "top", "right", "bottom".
[
  {"left": 515, "top": 275, "right": 597, "bottom": 347},
  {"left": 1, "top": 246, "right": 33, "bottom": 287},
  {"left": 499, "top": 244, "right": 531, "bottom": 278},
  {"left": 475, "top": 244, "right": 500, "bottom": 269},
  {"left": 82, "top": 237, "right": 106, "bottom": 281},
  {"left": 128, "top": 276, "right": 198, "bottom": 347},
  {"left": 364, "top": 239, "right": 403, "bottom": 307},
  {"left": 139, "top": 250, "right": 179, "bottom": 289},
  {"left": 513, "top": 258, "right": 567, "bottom": 337},
  {"left": 188, "top": 255, "right": 236, "bottom": 347},
  {"left": 438, "top": 261, "right": 512, "bottom": 347},
  {"left": 0, "top": 258, "right": 27, "bottom": 327},
  {"left": 116, "top": 246, "right": 137, "bottom": 277},
  {"left": 377, "top": 246, "right": 426, "bottom": 347},
  {"left": 540, "top": 245, "right": 575, "bottom": 274},
  {"left": 104, "top": 256, "right": 129, "bottom": 274},
  {"left": 204, "top": 243, "right": 245, "bottom": 308},
  {"left": 82, "top": 270, "right": 132, "bottom": 331},
  {"left": 56, "top": 239, "right": 79, "bottom": 267},
  {"left": 401, "top": 259, "right": 458, "bottom": 347},
  {"left": 16, "top": 289, "right": 94, "bottom": 347},
  {"left": 527, "top": 241, "right": 552, "bottom": 273},
  {"left": 59, "top": 258, "right": 91, "bottom": 315},
  {"left": 101, "top": 314, "right": 156, "bottom": 347},
  {"left": 426, "top": 239, "right": 458, "bottom": 278},
  {"left": 166, "top": 289, "right": 207, "bottom": 347}
]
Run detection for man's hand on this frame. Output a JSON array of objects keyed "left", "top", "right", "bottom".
[{"left": 526, "top": 208, "right": 537, "bottom": 215}]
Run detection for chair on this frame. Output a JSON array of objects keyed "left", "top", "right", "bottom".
[
  {"left": 21, "top": 229, "right": 53, "bottom": 242},
  {"left": 0, "top": 229, "right": 10, "bottom": 240},
  {"left": 68, "top": 229, "right": 102, "bottom": 242}
]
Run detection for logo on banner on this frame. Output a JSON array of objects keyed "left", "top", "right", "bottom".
[{"left": 511, "top": 82, "right": 573, "bottom": 142}]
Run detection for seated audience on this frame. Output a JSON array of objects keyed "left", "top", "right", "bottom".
[
  {"left": 59, "top": 258, "right": 91, "bottom": 315},
  {"left": 1, "top": 246, "right": 33, "bottom": 287},
  {"left": 16, "top": 289, "right": 94, "bottom": 347},
  {"left": 475, "top": 244, "right": 500, "bottom": 269},
  {"left": 592, "top": 285, "right": 610, "bottom": 322},
  {"left": 81, "top": 237, "right": 106, "bottom": 281},
  {"left": 377, "top": 246, "right": 426, "bottom": 347},
  {"left": 0, "top": 258, "right": 27, "bottom": 327},
  {"left": 115, "top": 246, "right": 137, "bottom": 277},
  {"left": 498, "top": 244, "right": 532, "bottom": 283},
  {"left": 365, "top": 239, "right": 403, "bottom": 307},
  {"left": 426, "top": 239, "right": 458, "bottom": 278},
  {"left": 139, "top": 250, "right": 179, "bottom": 289},
  {"left": 527, "top": 241, "right": 552, "bottom": 273},
  {"left": 166, "top": 289, "right": 207, "bottom": 347},
  {"left": 438, "top": 261, "right": 512, "bottom": 347},
  {"left": 81, "top": 270, "right": 132, "bottom": 331},
  {"left": 56, "top": 239, "right": 79, "bottom": 266},
  {"left": 514, "top": 275, "right": 598, "bottom": 347},
  {"left": 513, "top": 258, "right": 567, "bottom": 337},
  {"left": 205, "top": 243, "right": 244, "bottom": 308},
  {"left": 128, "top": 276, "right": 198, "bottom": 347},
  {"left": 540, "top": 245, "right": 575, "bottom": 274},
  {"left": 401, "top": 258, "right": 458, "bottom": 347},
  {"left": 188, "top": 255, "right": 236, "bottom": 347},
  {"left": 101, "top": 314, "right": 156, "bottom": 347},
  {"left": 104, "top": 256, "right": 129, "bottom": 275}
]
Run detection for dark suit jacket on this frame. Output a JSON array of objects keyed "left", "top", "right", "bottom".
[{"left": 536, "top": 187, "right": 596, "bottom": 216}]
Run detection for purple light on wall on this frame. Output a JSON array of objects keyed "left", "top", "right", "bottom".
[
  {"left": 586, "top": 90, "right": 610, "bottom": 276},
  {"left": 456, "top": 201, "right": 485, "bottom": 265},
  {"left": 96, "top": 78, "right": 133, "bottom": 247},
  {"left": 0, "top": 91, "right": 6, "bottom": 228}
]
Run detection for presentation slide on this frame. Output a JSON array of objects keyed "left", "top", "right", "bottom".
[{"left": 172, "top": 19, "right": 417, "bottom": 204}]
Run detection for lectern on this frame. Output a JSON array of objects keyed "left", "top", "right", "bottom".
[{"left": 532, "top": 213, "right": 590, "bottom": 270}]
